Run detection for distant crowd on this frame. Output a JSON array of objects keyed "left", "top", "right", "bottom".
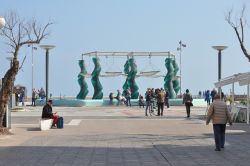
[
  {"left": 15, "top": 87, "right": 47, "bottom": 106},
  {"left": 203, "top": 88, "right": 225, "bottom": 105},
  {"left": 109, "top": 87, "right": 193, "bottom": 118},
  {"left": 31, "top": 87, "right": 51, "bottom": 106}
]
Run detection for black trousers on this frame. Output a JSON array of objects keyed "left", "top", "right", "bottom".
[
  {"left": 126, "top": 97, "right": 131, "bottom": 107},
  {"left": 185, "top": 103, "right": 191, "bottom": 117},
  {"left": 213, "top": 124, "right": 226, "bottom": 149},
  {"left": 157, "top": 102, "right": 164, "bottom": 116},
  {"left": 165, "top": 98, "right": 169, "bottom": 108},
  {"left": 32, "top": 98, "right": 36, "bottom": 106}
]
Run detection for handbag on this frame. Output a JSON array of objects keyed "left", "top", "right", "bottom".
[{"left": 186, "top": 101, "right": 193, "bottom": 106}]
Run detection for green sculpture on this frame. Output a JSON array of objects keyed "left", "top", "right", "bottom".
[
  {"left": 91, "top": 57, "right": 103, "bottom": 99},
  {"left": 122, "top": 60, "right": 130, "bottom": 96},
  {"left": 164, "top": 58, "right": 176, "bottom": 99},
  {"left": 76, "top": 60, "right": 89, "bottom": 99},
  {"left": 172, "top": 59, "right": 180, "bottom": 95},
  {"left": 122, "top": 58, "right": 139, "bottom": 99}
]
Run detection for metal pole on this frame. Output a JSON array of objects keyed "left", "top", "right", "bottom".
[
  {"left": 232, "top": 83, "right": 234, "bottom": 104},
  {"left": 40, "top": 45, "right": 55, "bottom": 103},
  {"left": 247, "top": 83, "right": 249, "bottom": 124},
  {"left": 45, "top": 49, "right": 49, "bottom": 103},
  {"left": 218, "top": 50, "right": 222, "bottom": 98},
  {"left": 31, "top": 45, "right": 34, "bottom": 93},
  {"left": 9, "top": 60, "right": 12, "bottom": 109},
  {"left": 179, "top": 42, "right": 182, "bottom": 95}
]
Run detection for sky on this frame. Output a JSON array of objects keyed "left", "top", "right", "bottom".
[{"left": 1, "top": 0, "right": 250, "bottom": 98}]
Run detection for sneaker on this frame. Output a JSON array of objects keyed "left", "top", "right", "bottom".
[{"left": 215, "top": 148, "right": 221, "bottom": 151}]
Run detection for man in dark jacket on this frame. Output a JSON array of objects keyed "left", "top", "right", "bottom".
[
  {"left": 42, "top": 99, "right": 58, "bottom": 127},
  {"left": 165, "top": 89, "right": 170, "bottom": 108},
  {"left": 183, "top": 89, "right": 193, "bottom": 118}
]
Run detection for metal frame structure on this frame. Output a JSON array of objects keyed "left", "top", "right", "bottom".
[
  {"left": 82, "top": 51, "right": 175, "bottom": 77},
  {"left": 83, "top": 51, "right": 175, "bottom": 58},
  {"left": 214, "top": 72, "right": 250, "bottom": 124}
]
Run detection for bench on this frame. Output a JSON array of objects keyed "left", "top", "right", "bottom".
[{"left": 40, "top": 119, "right": 53, "bottom": 131}]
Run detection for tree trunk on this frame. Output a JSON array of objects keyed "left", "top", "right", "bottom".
[{"left": 0, "top": 58, "right": 19, "bottom": 127}]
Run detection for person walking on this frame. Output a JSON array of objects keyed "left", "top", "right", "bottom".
[
  {"left": 109, "top": 92, "right": 114, "bottom": 105},
  {"left": 145, "top": 89, "right": 152, "bottom": 116},
  {"left": 139, "top": 94, "right": 145, "bottom": 108},
  {"left": 20, "top": 89, "right": 25, "bottom": 106},
  {"left": 211, "top": 89, "right": 217, "bottom": 102},
  {"left": 205, "top": 90, "right": 211, "bottom": 105},
  {"left": 182, "top": 89, "right": 193, "bottom": 118},
  {"left": 157, "top": 88, "right": 165, "bottom": 116},
  {"left": 125, "top": 88, "right": 131, "bottom": 107},
  {"left": 116, "top": 89, "right": 121, "bottom": 106},
  {"left": 165, "top": 89, "right": 170, "bottom": 108},
  {"left": 151, "top": 88, "right": 156, "bottom": 111},
  {"left": 31, "top": 89, "right": 37, "bottom": 106},
  {"left": 206, "top": 94, "right": 232, "bottom": 151}
]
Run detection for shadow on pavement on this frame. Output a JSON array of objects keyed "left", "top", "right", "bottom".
[
  {"left": 26, "top": 127, "right": 41, "bottom": 131},
  {"left": 0, "top": 141, "right": 249, "bottom": 166}
]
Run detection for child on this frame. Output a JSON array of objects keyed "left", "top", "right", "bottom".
[{"left": 139, "top": 94, "right": 145, "bottom": 108}]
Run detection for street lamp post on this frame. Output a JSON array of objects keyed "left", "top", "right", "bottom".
[
  {"left": 212, "top": 45, "right": 228, "bottom": 98},
  {"left": 177, "top": 40, "right": 186, "bottom": 96},
  {"left": 28, "top": 44, "right": 37, "bottom": 95},
  {"left": 40, "top": 45, "right": 55, "bottom": 103}
]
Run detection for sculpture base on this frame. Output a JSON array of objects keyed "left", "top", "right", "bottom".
[{"left": 34, "top": 98, "right": 207, "bottom": 107}]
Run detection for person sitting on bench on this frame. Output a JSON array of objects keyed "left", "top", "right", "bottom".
[{"left": 42, "top": 99, "right": 59, "bottom": 127}]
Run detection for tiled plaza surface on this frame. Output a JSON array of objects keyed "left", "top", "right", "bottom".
[{"left": 0, "top": 105, "right": 249, "bottom": 166}]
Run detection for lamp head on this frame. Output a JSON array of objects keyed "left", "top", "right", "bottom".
[
  {"left": 212, "top": 46, "right": 228, "bottom": 51},
  {"left": 0, "top": 17, "right": 6, "bottom": 29},
  {"left": 40, "top": 45, "right": 56, "bottom": 50}
]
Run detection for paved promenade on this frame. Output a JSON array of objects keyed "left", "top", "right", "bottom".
[{"left": 0, "top": 105, "right": 249, "bottom": 166}]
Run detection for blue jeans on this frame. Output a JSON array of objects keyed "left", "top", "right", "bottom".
[
  {"left": 213, "top": 124, "right": 226, "bottom": 149},
  {"left": 126, "top": 97, "right": 131, "bottom": 107},
  {"left": 145, "top": 101, "right": 151, "bottom": 115}
]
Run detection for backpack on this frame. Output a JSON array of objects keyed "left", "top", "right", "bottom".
[{"left": 57, "top": 117, "right": 64, "bottom": 129}]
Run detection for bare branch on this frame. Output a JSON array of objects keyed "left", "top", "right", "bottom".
[
  {"left": 19, "top": 55, "right": 26, "bottom": 70},
  {"left": 241, "top": 4, "right": 246, "bottom": 18},
  {"left": 0, "top": 11, "right": 53, "bottom": 127},
  {"left": 4, "top": 42, "right": 16, "bottom": 50},
  {"left": 1, "top": 11, "right": 53, "bottom": 51},
  {"left": 226, "top": 4, "right": 250, "bottom": 62},
  {"left": 240, "top": 18, "right": 244, "bottom": 42}
]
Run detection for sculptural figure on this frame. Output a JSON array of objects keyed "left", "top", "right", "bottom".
[
  {"left": 164, "top": 58, "right": 176, "bottom": 99},
  {"left": 91, "top": 57, "right": 103, "bottom": 99},
  {"left": 172, "top": 59, "right": 180, "bottom": 95},
  {"left": 122, "top": 58, "right": 139, "bottom": 99},
  {"left": 76, "top": 60, "right": 89, "bottom": 99}
]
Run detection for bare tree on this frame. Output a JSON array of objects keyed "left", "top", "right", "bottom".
[
  {"left": 0, "top": 11, "right": 52, "bottom": 130},
  {"left": 225, "top": 4, "right": 250, "bottom": 62}
]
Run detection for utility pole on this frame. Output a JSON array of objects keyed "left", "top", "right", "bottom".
[{"left": 177, "top": 40, "right": 186, "bottom": 96}]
